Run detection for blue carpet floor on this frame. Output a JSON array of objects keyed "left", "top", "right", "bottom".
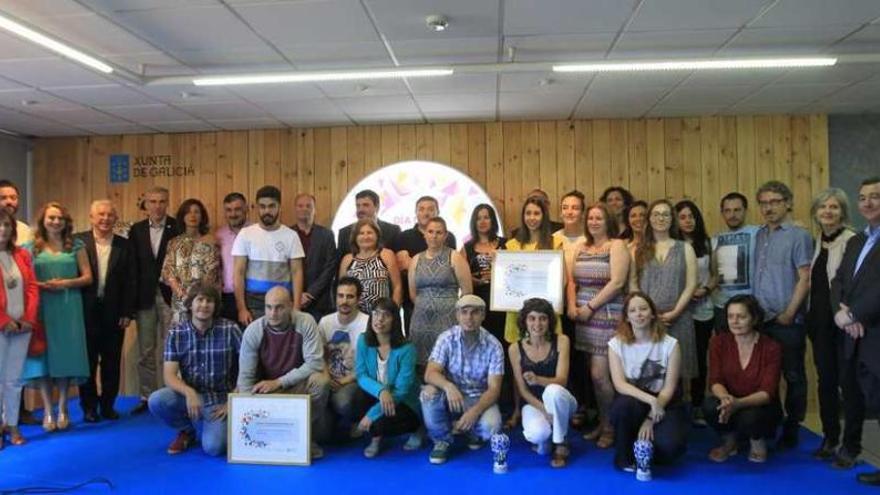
[{"left": 1, "top": 397, "right": 876, "bottom": 494}]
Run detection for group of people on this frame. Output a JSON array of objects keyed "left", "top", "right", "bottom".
[{"left": 0, "top": 175, "right": 878, "bottom": 485}]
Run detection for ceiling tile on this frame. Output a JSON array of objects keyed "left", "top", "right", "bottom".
[
  {"left": 505, "top": 0, "right": 636, "bottom": 36},
  {"left": 25, "top": 107, "right": 127, "bottom": 126},
  {"left": 208, "top": 117, "right": 284, "bottom": 131},
  {"left": 228, "top": 84, "right": 325, "bottom": 103},
  {"left": 280, "top": 115, "right": 353, "bottom": 127},
  {"left": 234, "top": 1, "right": 380, "bottom": 45},
  {"left": 0, "top": 0, "right": 93, "bottom": 18},
  {"left": 499, "top": 91, "right": 580, "bottom": 119},
  {"left": 628, "top": 0, "right": 768, "bottom": 31},
  {"left": 48, "top": 84, "right": 157, "bottom": 106},
  {"left": 680, "top": 69, "right": 786, "bottom": 87},
  {"left": 280, "top": 42, "right": 392, "bottom": 69},
  {"left": 334, "top": 95, "right": 420, "bottom": 117},
  {"left": 660, "top": 85, "right": 759, "bottom": 106},
  {"left": 392, "top": 38, "right": 499, "bottom": 64},
  {"left": 611, "top": 29, "right": 736, "bottom": 57},
  {"left": 0, "top": 31, "right": 55, "bottom": 60},
  {"left": 751, "top": 0, "right": 880, "bottom": 28},
  {"left": 176, "top": 101, "right": 269, "bottom": 120},
  {"left": 80, "top": 122, "right": 157, "bottom": 134},
  {"left": 0, "top": 89, "right": 81, "bottom": 110},
  {"left": 834, "top": 25, "right": 880, "bottom": 53},
  {"left": 318, "top": 79, "right": 410, "bottom": 98},
  {"left": 100, "top": 103, "right": 199, "bottom": 121},
  {"left": 135, "top": 84, "right": 238, "bottom": 104},
  {"left": 500, "top": 72, "right": 589, "bottom": 92},
  {"left": 366, "top": 0, "right": 500, "bottom": 40},
  {"left": 261, "top": 99, "right": 351, "bottom": 122},
  {"left": 646, "top": 105, "right": 724, "bottom": 117},
  {"left": 352, "top": 113, "right": 423, "bottom": 125},
  {"left": 408, "top": 73, "right": 496, "bottom": 94},
  {"left": 79, "top": 0, "right": 216, "bottom": 13},
  {"left": 505, "top": 33, "right": 615, "bottom": 62},
  {"left": 0, "top": 58, "right": 113, "bottom": 88},
  {"left": 414, "top": 92, "right": 495, "bottom": 113},
  {"left": 144, "top": 120, "right": 218, "bottom": 133},
  {"left": 773, "top": 63, "right": 880, "bottom": 85},
  {"left": 722, "top": 26, "right": 858, "bottom": 53},
  {"left": 740, "top": 83, "right": 848, "bottom": 105}
]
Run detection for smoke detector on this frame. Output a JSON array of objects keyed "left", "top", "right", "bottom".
[{"left": 425, "top": 15, "right": 448, "bottom": 32}]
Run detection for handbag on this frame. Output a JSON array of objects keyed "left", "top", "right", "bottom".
[{"left": 27, "top": 321, "right": 47, "bottom": 357}]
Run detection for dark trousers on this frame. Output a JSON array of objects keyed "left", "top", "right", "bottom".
[
  {"left": 809, "top": 323, "right": 865, "bottom": 453},
  {"left": 691, "top": 318, "right": 714, "bottom": 407},
  {"left": 713, "top": 306, "right": 730, "bottom": 333},
  {"left": 80, "top": 302, "right": 124, "bottom": 413},
  {"left": 562, "top": 317, "right": 590, "bottom": 411},
  {"left": 353, "top": 388, "right": 421, "bottom": 438},
  {"left": 761, "top": 322, "right": 807, "bottom": 427},
  {"left": 609, "top": 395, "right": 688, "bottom": 466},
  {"left": 858, "top": 359, "right": 880, "bottom": 419},
  {"left": 220, "top": 293, "right": 239, "bottom": 324},
  {"left": 702, "top": 396, "right": 782, "bottom": 440}
]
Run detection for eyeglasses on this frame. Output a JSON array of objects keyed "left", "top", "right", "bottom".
[{"left": 758, "top": 198, "right": 786, "bottom": 208}]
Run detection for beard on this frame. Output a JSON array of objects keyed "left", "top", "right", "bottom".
[{"left": 260, "top": 213, "right": 278, "bottom": 226}]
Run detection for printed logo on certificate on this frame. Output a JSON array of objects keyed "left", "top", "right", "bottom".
[
  {"left": 227, "top": 394, "right": 311, "bottom": 466},
  {"left": 490, "top": 250, "right": 564, "bottom": 313}
]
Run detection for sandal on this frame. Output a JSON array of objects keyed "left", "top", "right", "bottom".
[
  {"left": 8, "top": 427, "right": 25, "bottom": 446},
  {"left": 748, "top": 439, "right": 767, "bottom": 463},
  {"left": 582, "top": 427, "right": 601, "bottom": 441},
  {"left": 709, "top": 443, "right": 738, "bottom": 463},
  {"left": 42, "top": 413, "right": 56, "bottom": 433},
  {"left": 596, "top": 429, "right": 614, "bottom": 449},
  {"left": 550, "top": 443, "right": 570, "bottom": 468}
]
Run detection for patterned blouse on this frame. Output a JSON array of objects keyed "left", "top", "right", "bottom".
[{"left": 161, "top": 235, "right": 221, "bottom": 318}]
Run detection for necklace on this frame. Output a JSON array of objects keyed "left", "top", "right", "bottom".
[{"left": 0, "top": 253, "right": 18, "bottom": 289}]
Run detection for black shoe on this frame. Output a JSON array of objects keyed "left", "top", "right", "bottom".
[
  {"left": 857, "top": 470, "right": 880, "bottom": 486},
  {"left": 130, "top": 400, "right": 149, "bottom": 416},
  {"left": 831, "top": 448, "right": 858, "bottom": 470},
  {"left": 19, "top": 409, "right": 40, "bottom": 426},
  {"left": 812, "top": 439, "right": 838, "bottom": 460},
  {"left": 83, "top": 409, "right": 101, "bottom": 423},
  {"left": 101, "top": 408, "right": 120, "bottom": 420},
  {"left": 776, "top": 425, "right": 799, "bottom": 450}
]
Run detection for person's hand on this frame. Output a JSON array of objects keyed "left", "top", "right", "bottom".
[
  {"left": 210, "top": 403, "right": 228, "bottom": 420},
  {"left": 301, "top": 292, "right": 314, "bottom": 308},
  {"left": 379, "top": 389, "right": 396, "bottom": 417},
  {"left": 329, "top": 377, "right": 342, "bottom": 392},
  {"left": 454, "top": 409, "right": 479, "bottom": 433},
  {"left": 238, "top": 308, "right": 253, "bottom": 326},
  {"left": 358, "top": 415, "right": 372, "bottom": 432},
  {"left": 845, "top": 322, "right": 865, "bottom": 339},
  {"left": 649, "top": 401, "right": 665, "bottom": 423},
  {"left": 443, "top": 383, "right": 465, "bottom": 413},
  {"left": 775, "top": 311, "right": 794, "bottom": 326},
  {"left": 252, "top": 379, "right": 282, "bottom": 394},
  {"left": 717, "top": 395, "right": 735, "bottom": 424},
  {"left": 3, "top": 321, "right": 19, "bottom": 332},
  {"left": 17, "top": 321, "right": 31, "bottom": 333},
  {"left": 39, "top": 279, "right": 65, "bottom": 291},
  {"left": 184, "top": 390, "right": 203, "bottom": 420},
  {"left": 659, "top": 311, "right": 678, "bottom": 325},
  {"left": 692, "top": 286, "right": 708, "bottom": 299},
  {"left": 566, "top": 307, "right": 579, "bottom": 321},
  {"left": 638, "top": 419, "right": 654, "bottom": 442},
  {"left": 522, "top": 371, "right": 538, "bottom": 386}
]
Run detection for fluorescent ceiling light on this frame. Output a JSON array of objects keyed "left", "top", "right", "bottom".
[
  {"left": 553, "top": 57, "right": 837, "bottom": 73},
  {"left": 0, "top": 12, "right": 113, "bottom": 74},
  {"left": 193, "top": 68, "right": 454, "bottom": 86}
]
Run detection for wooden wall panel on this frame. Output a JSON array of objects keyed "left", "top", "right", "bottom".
[{"left": 33, "top": 115, "right": 829, "bottom": 236}]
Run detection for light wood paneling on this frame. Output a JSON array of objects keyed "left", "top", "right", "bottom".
[{"left": 32, "top": 116, "right": 830, "bottom": 235}]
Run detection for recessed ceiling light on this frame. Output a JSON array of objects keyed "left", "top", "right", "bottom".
[{"left": 426, "top": 15, "right": 448, "bottom": 32}]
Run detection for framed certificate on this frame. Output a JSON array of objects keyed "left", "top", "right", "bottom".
[
  {"left": 490, "top": 250, "right": 565, "bottom": 313},
  {"left": 227, "top": 393, "right": 311, "bottom": 466}
]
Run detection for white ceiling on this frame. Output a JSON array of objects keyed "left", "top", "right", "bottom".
[{"left": 0, "top": 0, "right": 878, "bottom": 137}]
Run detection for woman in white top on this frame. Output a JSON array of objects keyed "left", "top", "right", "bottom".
[{"left": 608, "top": 292, "right": 687, "bottom": 481}]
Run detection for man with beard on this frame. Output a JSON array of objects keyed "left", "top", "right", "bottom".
[
  {"left": 711, "top": 192, "right": 759, "bottom": 332},
  {"left": 215, "top": 193, "right": 250, "bottom": 323},
  {"left": 317, "top": 277, "right": 369, "bottom": 435},
  {"left": 233, "top": 186, "right": 304, "bottom": 325},
  {"left": 292, "top": 193, "right": 336, "bottom": 323},
  {"left": 148, "top": 282, "right": 242, "bottom": 456},
  {"left": 76, "top": 200, "right": 136, "bottom": 422}
]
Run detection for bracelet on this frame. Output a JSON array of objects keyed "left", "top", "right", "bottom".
[{"left": 586, "top": 302, "right": 596, "bottom": 312}]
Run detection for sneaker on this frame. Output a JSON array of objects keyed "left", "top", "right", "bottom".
[
  {"left": 167, "top": 430, "right": 196, "bottom": 455},
  {"left": 403, "top": 431, "right": 423, "bottom": 451},
  {"left": 467, "top": 434, "right": 484, "bottom": 451},
  {"left": 636, "top": 467, "right": 653, "bottom": 482},
  {"left": 310, "top": 442, "right": 324, "bottom": 460},
  {"left": 429, "top": 441, "right": 451, "bottom": 464},
  {"left": 535, "top": 441, "right": 551, "bottom": 456},
  {"left": 831, "top": 448, "right": 858, "bottom": 470},
  {"left": 363, "top": 437, "right": 382, "bottom": 458}
]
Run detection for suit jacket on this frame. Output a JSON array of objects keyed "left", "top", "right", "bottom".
[
  {"left": 297, "top": 223, "right": 337, "bottom": 313},
  {"left": 336, "top": 218, "right": 401, "bottom": 259},
  {"left": 832, "top": 229, "right": 880, "bottom": 375},
  {"left": 76, "top": 231, "right": 137, "bottom": 329},
  {"left": 129, "top": 216, "right": 181, "bottom": 310}
]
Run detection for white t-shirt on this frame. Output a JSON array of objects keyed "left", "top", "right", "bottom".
[
  {"left": 608, "top": 334, "right": 678, "bottom": 394},
  {"left": 318, "top": 311, "right": 369, "bottom": 380},
  {"left": 231, "top": 224, "right": 304, "bottom": 293}
]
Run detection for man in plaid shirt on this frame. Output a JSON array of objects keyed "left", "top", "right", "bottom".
[{"left": 148, "top": 282, "right": 242, "bottom": 456}]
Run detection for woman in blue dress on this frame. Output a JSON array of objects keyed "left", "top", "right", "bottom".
[{"left": 22, "top": 202, "right": 92, "bottom": 432}]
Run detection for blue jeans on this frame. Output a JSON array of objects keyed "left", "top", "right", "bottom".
[
  {"left": 148, "top": 387, "right": 228, "bottom": 456},
  {"left": 420, "top": 384, "right": 501, "bottom": 444}
]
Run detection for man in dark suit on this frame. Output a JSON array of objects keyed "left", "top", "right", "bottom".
[
  {"left": 336, "top": 189, "right": 400, "bottom": 259},
  {"left": 128, "top": 187, "right": 181, "bottom": 414},
  {"left": 292, "top": 193, "right": 337, "bottom": 323},
  {"left": 832, "top": 176, "right": 880, "bottom": 486},
  {"left": 76, "top": 200, "right": 136, "bottom": 422}
]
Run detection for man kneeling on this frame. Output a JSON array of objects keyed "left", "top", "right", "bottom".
[
  {"left": 421, "top": 295, "right": 504, "bottom": 465},
  {"left": 149, "top": 283, "right": 242, "bottom": 456},
  {"left": 237, "top": 286, "right": 330, "bottom": 459}
]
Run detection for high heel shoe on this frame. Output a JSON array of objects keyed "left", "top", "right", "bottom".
[
  {"left": 8, "top": 427, "right": 25, "bottom": 446},
  {"left": 56, "top": 412, "right": 70, "bottom": 431},
  {"left": 42, "top": 413, "right": 56, "bottom": 433}
]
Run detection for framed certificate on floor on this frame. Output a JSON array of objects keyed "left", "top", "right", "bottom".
[
  {"left": 227, "top": 393, "right": 311, "bottom": 466},
  {"left": 490, "top": 250, "right": 565, "bottom": 313}
]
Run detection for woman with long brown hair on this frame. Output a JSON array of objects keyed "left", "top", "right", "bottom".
[{"left": 21, "top": 202, "right": 92, "bottom": 432}]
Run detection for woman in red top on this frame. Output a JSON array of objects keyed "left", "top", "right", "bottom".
[
  {"left": 703, "top": 294, "right": 782, "bottom": 463},
  {"left": 0, "top": 210, "right": 39, "bottom": 449}
]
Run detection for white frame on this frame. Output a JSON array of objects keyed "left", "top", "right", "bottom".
[
  {"left": 227, "top": 393, "right": 311, "bottom": 466},
  {"left": 490, "top": 250, "right": 565, "bottom": 313}
]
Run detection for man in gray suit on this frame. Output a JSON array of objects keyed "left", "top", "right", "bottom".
[{"left": 292, "top": 193, "right": 337, "bottom": 323}]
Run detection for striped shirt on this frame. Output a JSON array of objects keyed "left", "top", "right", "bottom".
[
  {"left": 231, "top": 224, "right": 304, "bottom": 294},
  {"left": 164, "top": 317, "right": 243, "bottom": 407},
  {"left": 429, "top": 325, "right": 504, "bottom": 398}
]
